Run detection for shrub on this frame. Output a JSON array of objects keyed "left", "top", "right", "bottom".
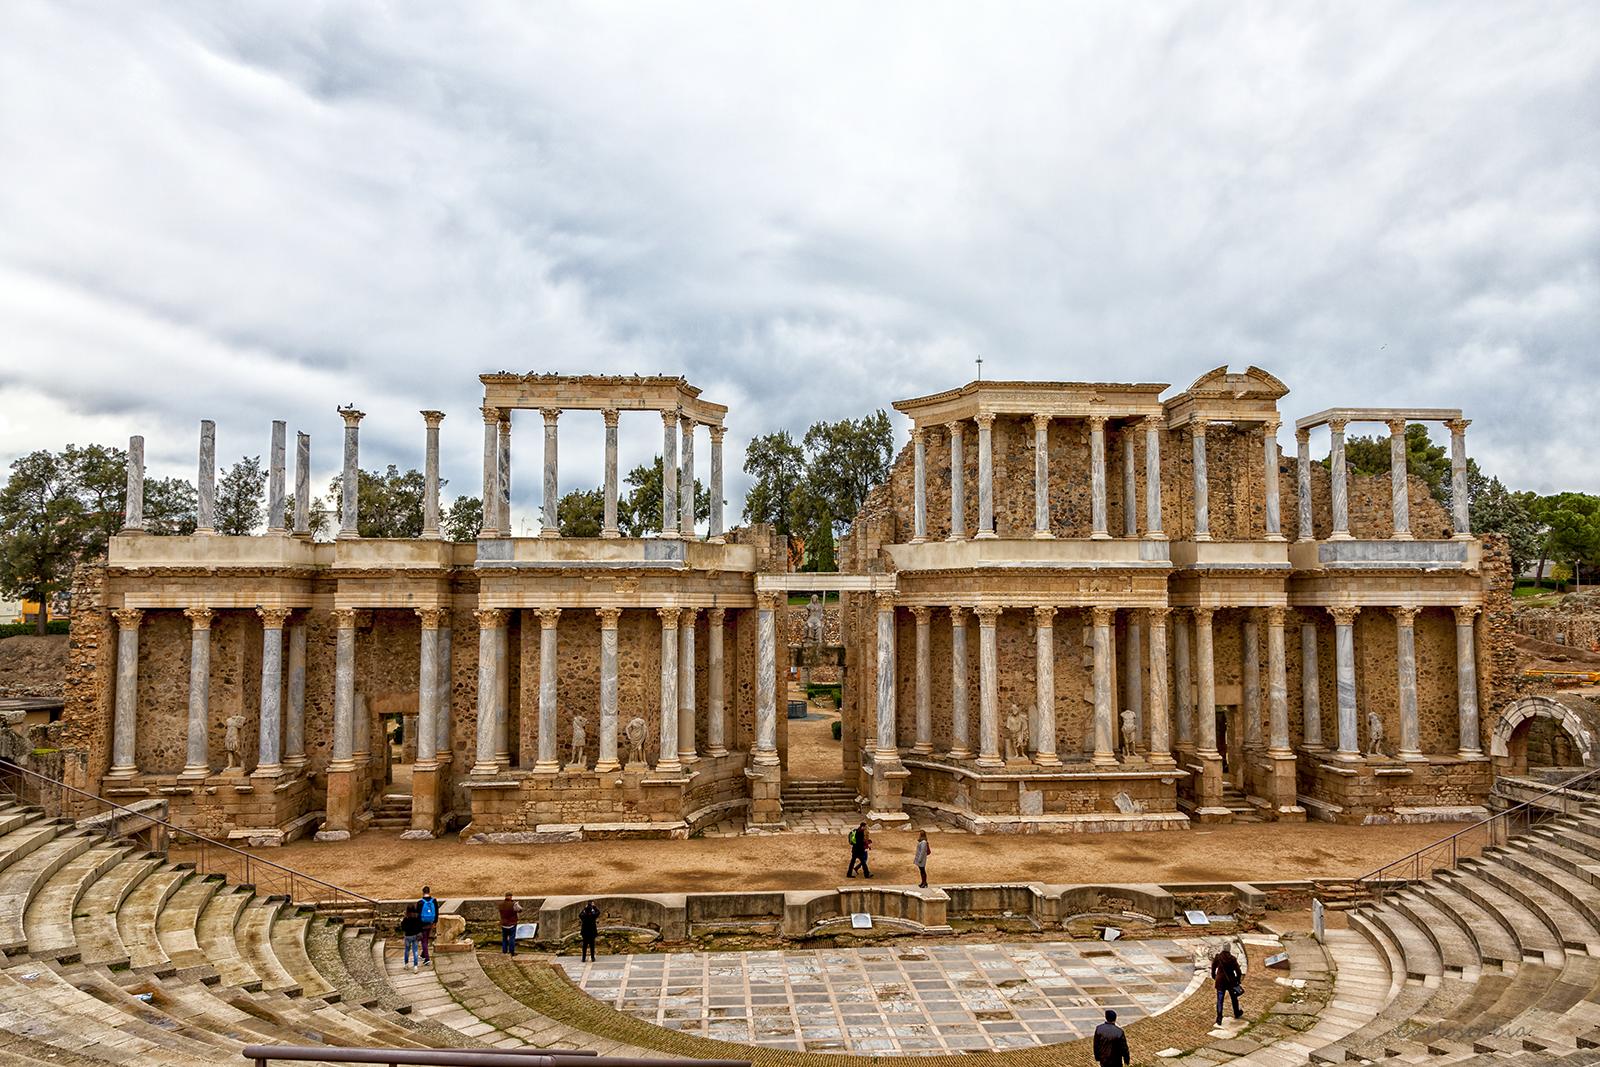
[
  {"left": 831, "top": 721, "right": 842, "bottom": 741},
  {"left": 0, "top": 621, "right": 69, "bottom": 638}
]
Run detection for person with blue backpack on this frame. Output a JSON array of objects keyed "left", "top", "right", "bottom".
[{"left": 417, "top": 886, "right": 439, "bottom": 967}]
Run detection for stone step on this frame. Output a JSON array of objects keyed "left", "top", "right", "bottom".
[
  {"left": 70, "top": 963, "right": 246, "bottom": 1058},
  {"left": 1391, "top": 889, "right": 1482, "bottom": 977},
  {"left": 237, "top": 898, "right": 302, "bottom": 996},
  {"left": 0, "top": 831, "right": 94, "bottom": 954},
  {"left": 195, "top": 884, "right": 263, "bottom": 991},
  {"left": 0, "top": 820, "right": 63, "bottom": 876},
  {"left": 156, "top": 873, "right": 225, "bottom": 972},
  {"left": 0, "top": 961, "right": 212, "bottom": 1066},
  {"left": 117, "top": 864, "right": 191, "bottom": 971},
  {"left": 268, "top": 908, "right": 337, "bottom": 1000},
  {"left": 23, "top": 841, "right": 131, "bottom": 960},
  {"left": 1440, "top": 867, "right": 1562, "bottom": 962},
  {"left": 1464, "top": 857, "right": 1600, "bottom": 954},
  {"left": 1419, "top": 879, "right": 1520, "bottom": 970},
  {"left": 1362, "top": 901, "right": 1444, "bottom": 981},
  {"left": 72, "top": 853, "right": 163, "bottom": 966}
]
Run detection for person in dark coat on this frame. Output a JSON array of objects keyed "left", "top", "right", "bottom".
[
  {"left": 1212, "top": 944, "right": 1244, "bottom": 1024},
  {"left": 498, "top": 893, "right": 521, "bottom": 956},
  {"left": 846, "top": 822, "right": 872, "bottom": 879},
  {"left": 578, "top": 900, "right": 601, "bottom": 962},
  {"left": 1092, "top": 1009, "right": 1130, "bottom": 1066}
]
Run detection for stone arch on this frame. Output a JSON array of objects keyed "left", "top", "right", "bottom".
[{"left": 1490, "top": 695, "right": 1597, "bottom": 774}]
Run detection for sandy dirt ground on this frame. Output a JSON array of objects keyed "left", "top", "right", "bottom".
[
  {"left": 784, "top": 689, "right": 844, "bottom": 779},
  {"left": 236, "top": 820, "right": 1477, "bottom": 900}
]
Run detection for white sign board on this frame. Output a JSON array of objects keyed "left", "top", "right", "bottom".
[
  {"left": 1312, "top": 899, "right": 1325, "bottom": 942},
  {"left": 851, "top": 913, "right": 873, "bottom": 929},
  {"left": 1184, "top": 910, "right": 1210, "bottom": 926},
  {"left": 1102, "top": 926, "right": 1121, "bottom": 941},
  {"left": 515, "top": 923, "right": 538, "bottom": 940}
]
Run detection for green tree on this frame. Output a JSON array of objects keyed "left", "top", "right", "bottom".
[
  {"left": 327, "top": 465, "right": 432, "bottom": 539},
  {"left": 444, "top": 496, "right": 483, "bottom": 541},
  {"left": 215, "top": 456, "right": 266, "bottom": 535},
  {"left": 144, "top": 477, "right": 198, "bottom": 536},
  {"left": 741, "top": 431, "right": 806, "bottom": 534},
  {"left": 0, "top": 450, "right": 84, "bottom": 634},
  {"left": 802, "top": 410, "right": 895, "bottom": 535},
  {"left": 1337, "top": 424, "right": 1451, "bottom": 503},
  {"left": 788, "top": 483, "right": 836, "bottom": 571},
  {"left": 1541, "top": 492, "right": 1600, "bottom": 585},
  {"left": 1465, "top": 462, "right": 1541, "bottom": 576},
  {"left": 62, "top": 443, "right": 128, "bottom": 560},
  {"left": 557, "top": 488, "right": 605, "bottom": 537},
  {"left": 281, "top": 494, "right": 333, "bottom": 539},
  {"left": 620, "top": 456, "right": 709, "bottom": 536}
]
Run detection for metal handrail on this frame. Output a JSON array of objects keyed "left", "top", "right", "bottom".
[
  {"left": 0, "top": 757, "right": 378, "bottom": 910},
  {"left": 241, "top": 1048, "right": 745, "bottom": 1067},
  {"left": 1356, "top": 764, "right": 1600, "bottom": 896}
]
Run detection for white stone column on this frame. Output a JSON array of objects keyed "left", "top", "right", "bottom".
[
  {"left": 1194, "top": 607, "right": 1219, "bottom": 757},
  {"left": 1300, "top": 615, "right": 1323, "bottom": 748},
  {"left": 706, "top": 608, "right": 728, "bottom": 756},
  {"left": 1387, "top": 418, "right": 1412, "bottom": 540},
  {"left": 267, "top": 420, "right": 287, "bottom": 534},
  {"left": 1265, "top": 606, "right": 1291, "bottom": 755},
  {"left": 595, "top": 607, "right": 622, "bottom": 770},
  {"left": 1264, "top": 418, "right": 1284, "bottom": 540},
  {"left": 678, "top": 608, "right": 699, "bottom": 762},
  {"left": 1328, "top": 606, "right": 1360, "bottom": 757},
  {"left": 975, "top": 605, "right": 1002, "bottom": 766},
  {"left": 338, "top": 407, "right": 363, "bottom": 539},
  {"left": 1125, "top": 613, "right": 1144, "bottom": 743},
  {"left": 496, "top": 413, "right": 512, "bottom": 536},
  {"left": 601, "top": 409, "right": 621, "bottom": 538},
  {"left": 1329, "top": 418, "right": 1351, "bottom": 539},
  {"left": 874, "top": 593, "right": 899, "bottom": 759},
  {"left": 1091, "top": 606, "right": 1116, "bottom": 765},
  {"left": 1147, "top": 609, "right": 1174, "bottom": 765},
  {"left": 196, "top": 420, "right": 216, "bottom": 535},
  {"left": 540, "top": 408, "right": 560, "bottom": 537},
  {"left": 331, "top": 609, "right": 357, "bottom": 768},
  {"left": 753, "top": 593, "right": 779, "bottom": 765},
  {"left": 911, "top": 606, "right": 932, "bottom": 753},
  {"left": 661, "top": 410, "right": 680, "bottom": 538},
  {"left": 947, "top": 421, "right": 967, "bottom": 540},
  {"left": 1089, "top": 416, "right": 1110, "bottom": 539},
  {"left": 657, "top": 608, "right": 682, "bottom": 773},
  {"left": 1122, "top": 428, "right": 1138, "bottom": 537},
  {"left": 911, "top": 427, "right": 928, "bottom": 543},
  {"left": 284, "top": 616, "right": 307, "bottom": 769},
  {"left": 421, "top": 411, "right": 444, "bottom": 539},
  {"left": 293, "top": 431, "right": 311, "bottom": 537},
  {"left": 1295, "top": 428, "right": 1314, "bottom": 542},
  {"left": 181, "top": 607, "right": 213, "bottom": 776},
  {"left": 679, "top": 415, "right": 696, "bottom": 538},
  {"left": 1033, "top": 605, "right": 1060, "bottom": 765},
  {"left": 1242, "top": 611, "right": 1262, "bottom": 749},
  {"left": 471, "top": 609, "right": 504, "bottom": 774},
  {"left": 107, "top": 608, "right": 143, "bottom": 776},
  {"left": 415, "top": 608, "right": 444, "bottom": 767},
  {"left": 493, "top": 617, "right": 510, "bottom": 766},
  {"left": 436, "top": 618, "right": 452, "bottom": 762},
  {"left": 1174, "top": 610, "right": 1193, "bottom": 747},
  {"left": 1448, "top": 419, "right": 1472, "bottom": 537},
  {"left": 709, "top": 425, "right": 726, "bottom": 543},
  {"left": 122, "top": 435, "right": 145, "bottom": 533},
  {"left": 534, "top": 607, "right": 561, "bottom": 770},
  {"left": 975, "top": 413, "right": 997, "bottom": 539},
  {"left": 480, "top": 406, "right": 502, "bottom": 538},
  {"left": 256, "top": 606, "right": 291, "bottom": 773},
  {"left": 948, "top": 607, "right": 971, "bottom": 758},
  {"left": 1455, "top": 605, "right": 1483, "bottom": 757},
  {"left": 1033, "top": 415, "right": 1053, "bottom": 538},
  {"left": 1144, "top": 416, "right": 1165, "bottom": 538},
  {"left": 1191, "top": 418, "right": 1212, "bottom": 541},
  {"left": 1392, "top": 605, "right": 1422, "bottom": 759}
]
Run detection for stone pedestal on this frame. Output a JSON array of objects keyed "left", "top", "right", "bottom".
[
  {"left": 404, "top": 763, "right": 446, "bottom": 839},
  {"left": 862, "top": 752, "right": 910, "bottom": 822},
  {"left": 746, "top": 761, "right": 784, "bottom": 829},
  {"left": 1264, "top": 752, "right": 1304, "bottom": 821},
  {"left": 318, "top": 765, "right": 359, "bottom": 840},
  {"left": 1184, "top": 751, "right": 1230, "bottom": 823}
]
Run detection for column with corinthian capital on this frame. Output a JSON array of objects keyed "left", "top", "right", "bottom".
[
  {"left": 1146, "top": 608, "right": 1174, "bottom": 766},
  {"left": 541, "top": 408, "right": 560, "bottom": 537},
  {"left": 421, "top": 411, "right": 444, "bottom": 539},
  {"left": 661, "top": 411, "right": 679, "bottom": 538},
  {"left": 947, "top": 422, "right": 966, "bottom": 540},
  {"left": 948, "top": 607, "right": 971, "bottom": 758},
  {"left": 180, "top": 607, "right": 213, "bottom": 777},
  {"left": 1033, "top": 415, "right": 1053, "bottom": 538},
  {"left": 911, "top": 606, "right": 932, "bottom": 753},
  {"left": 1387, "top": 418, "right": 1411, "bottom": 540},
  {"left": 255, "top": 607, "right": 292, "bottom": 775},
  {"left": 1034, "top": 605, "right": 1060, "bottom": 765},
  {"left": 1263, "top": 418, "right": 1284, "bottom": 540},
  {"left": 534, "top": 608, "right": 562, "bottom": 771},
  {"left": 338, "top": 408, "right": 363, "bottom": 539},
  {"left": 875, "top": 593, "right": 899, "bottom": 759},
  {"left": 1144, "top": 416, "right": 1165, "bottom": 538},
  {"left": 1328, "top": 606, "right": 1361, "bottom": 757},
  {"left": 706, "top": 608, "right": 728, "bottom": 755},
  {"left": 753, "top": 592, "right": 780, "bottom": 766},
  {"left": 1329, "top": 418, "right": 1351, "bottom": 539},
  {"left": 1448, "top": 419, "right": 1472, "bottom": 538},
  {"left": 1455, "top": 605, "right": 1483, "bottom": 757},
  {"left": 1295, "top": 428, "right": 1314, "bottom": 541},
  {"left": 656, "top": 608, "right": 682, "bottom": 773},
  {"left": 471, "top": 609, "right": 505, "bottom": 774},
  {"left": 975, "top": 605, "right": 1003, "bottom": 767},
  {"left": 1091, "top": 606, "right": 1116, "bottom": 766},
  {"left": 975, "top": 414, "right": 997, "bottom": 538},
  {"left": 595, "top": 607, "right": 622, "bottom": 770},
  {"left": 1191, "top": 418, "right": 1212, "bottom": 541},
  {"left": 1089, "top": 416, "right": 1109, "bottom": 539},
  {"left": 318, "top": 607, "right": 361, "bottom": 840},
  {"left": 709, "top": 425, "right": 726, "bottom": 542},
  {"left": 911, "top": 427, "right": 928, "bottom": 543},
  {"left": 678, "top": 608, "right": 699, "bottom": 763},
  {"left": 1392, "top": 605, "right": 1423, "bottom": 759},
  {"left": 602, "top": 409, "right": 621, "bottom": 537},
  {"left": 480, "top": 406, "right": 502, "bottom": 538}
]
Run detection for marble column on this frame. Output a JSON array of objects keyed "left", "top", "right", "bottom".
[
  {"left": 1033, "top": 605, "right": 1060, "bottom": 765},
  {"left": 601, "top": 409, "right": 621, "bottom": 538},
  {"left": 975, "top": 605, "right": 1002, "bottom": 766},
  {"left": 1191, "top": 419, "right": 1211, "bottom": 541},
  {"left": 1124, "top": 613, "right": 1144, "bottom": 742},
  {"left": 1173, "top": 610, "right": 1193, "bottom": 747},
  {"left": 196, "top": 420, "right": 216, "bottom": 535},
  {"left": 1387, "top": 418, "right": 1412, "bottom": 539},
  {"left": 1033, "top": 415, "right": 1052, "bottom": 538},
  {"left": 1295, "top": 428, "right": 1314, "bottom": 542},
  {"left": 534, "top": 607, "right": 561, "bottom": 770},
  {"left": 496, "top": 413, "right": 512, "bottom": 536},
  {"left": 539, "top": 408, "right": 560, "bottom": 537},
  {"left": 493, "top": 617, "right": 510, "bottom": 766},
  {"left": 1300, "top": 615, "right": 1323, "bottom": 748},
  {"left": 1122, "top": 429, "right": 1138, "bottom": 537},
  {"left": 293, "top": 431, "right": 311, "bottom": 537},
  {"left": 471, "top": 609, "right": 505, "bottom": 774},
  {"left": 661, "top": 410, "right": 680, "bottom": 538},
  {"left": 947, "top": 421, "right": 967, "bottom": 540},
  {"left": 706, "top": 608, "right": 728, "bottom": 756},
  {"left": 1089, "top": 416, "right": 1110, "bottom": 539},
  {"left": 480, "top": 406, "right": 502, "bottom": 538},
  {"left": 1264, "top": 418, "right": 1284, "bottom": 540},
  {"left": 911, "top": 606, "right": 932, "bottom": 753},
  {"left": 1265, "top": 606, "right": 1291, "bottom": 755},
  {"left": 256, "top": 607, "right": 291, "bottom": 773},
  {"left": 421, "top": 411, "right": 444, "bottom": 539},
  {"left": 1193, "top": 607, "right": 1219, "bottom": 757},
  {"left": 331, "top": 609, "right": 358, "bottom": 769},
  {"left": 1147, "top": 609, "right": 1174, "bottom": 765},
  {"left": 284, "top": 617, "right": 307, "bottom": 769},
  {"left": 436, "top": 619, "right": 452, "bottom": 762},
  {"left": 1392, "top": 605, "right": 1422, "bottom": 759},
  {"left": 181, "top": 607, "right": 213, "bottom": 776},
  {"left": 753, "top": 592, "right": 780, "bottom": 765},
  {"left": 911, "top": 428, "right": 928, "bottom": 543},
  {"left": 1242, "top": 611, "right": 1262, "bottom": 749},
  {"left": 107, "top": 609, "right": 144, "bottom": 777},
  {"left": 267, "top": 420, "right": 287, "bottom": 534},
  {"left": 874, "top": 593, "right": 900, "bottom": 759},
  {"left": 709, "top": 425, "right": 726, "bottom": 543},
  {"left": 1455, "top": 605, "right": 1483, "bottom": 756},
  {"left": 415, "top": 608, "right": 444, "bottom": 767},
  {"left": 1448, "top": 419, "right": 1472, "bottom": 537},
  {"left": 1091, "top": 606, "right": 1116, "bottom": 765},
  {"left": 679, "top": 415, "right": 696, "bottom": 538},
  {"left": 1144, "top": 416, "right": 1165, "bottom": 538},
  {"left": 595, "top": 607, "right": 622, "bottom": 770},
  {"left": 1329, "top": 418, "right": 1351, "bottom": 539},
  {"left": 122, "top": 436, "right": 145, "bottom": 533},
  {"left": 678, "top": 608, "right": 699, "bottom": 762},
  {"left": 948, "top": 607, "right": 971, "bottom": 758},
  {"left": 1328, "top": 606, "right": 1360, "bottom": 757},
  {"left": 975, "top": 414, "right": 997, "bottom": 539},
  {"left": 338, "top": 407, "right": 363, "bottom": 539},
  {"left": 657, "top": 608, "right": 682, "bottom": 773}
]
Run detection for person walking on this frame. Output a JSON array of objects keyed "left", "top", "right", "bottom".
[
  {"left": 1212, "top": 944, "right": 1244, "bottom": 1025},
  {"left": 1092, "top": 1009, "right": 1130, "bottom": 1066},
  {"left": 399, "top": 903, "right": 424, "bottom": 972},
  {"left": 913, "top": 830, "right": 931, "bottom": 888},
  {"left": 579, "top": 900, "right": 601, "bottom": 962},
  {"left": 498, "top": 893, "right": 522, "bottom": 956},
  {"left": 417, "top": 885, "right": 439, "bottom": 967},
  {"left": 846, "top": 822, "right": 873, "bottom": 879}
]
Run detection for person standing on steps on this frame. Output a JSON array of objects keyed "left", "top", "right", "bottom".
[
  {"left": 914, "top": 830, "right": 931, "bottom": 888},
  {"left": 399, "top": 903, "right": 424, "bottom": 972},
  {"left": 846, "top": 821, "right": 872, "bottom": 879},
  {"left": 417, "top": 885, "right": 439, "bottom": 967},
  {"left": 1211, "top": 943, "right": 1244, "bottom": 1025},
  {"left": 579, "top": 900, "right": 601, "bottom": 962},
  {"left": 1092, "top": 1009, "right": 1130, "bottom": 1066},
  {"left": 498, "top": 893, "right": 522, "bottom": 956}
]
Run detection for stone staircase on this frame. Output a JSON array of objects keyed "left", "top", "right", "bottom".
[
  {"left": 780, "top": 779, "right": 860, "bottom": 815},
  {"left": 1221, "top": 782, "right": 1265, "bottom": 823},
  {"left": 368, "top": 791, "right": 413, "bottom": 830}
]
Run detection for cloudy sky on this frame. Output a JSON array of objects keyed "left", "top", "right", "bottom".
[{"left": 1, "top": 2, "right": 1596, "bottom": 531}]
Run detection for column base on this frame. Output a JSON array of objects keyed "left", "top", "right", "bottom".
[
  {"left": 601, "top": 528, "right": 621, "bottom": 539},
  {"left": 1328, "top": 531, "right": 1354, "bottom": 541},
  {"left": 1295, "top": 535, "right": 1315, "bottom": 544},
  {"left": 679, "top": 751, "right": 700, "bottom": 765},
  {"left": 1032, "top": 752, "right": 1062, "bottom": 767},
  {"left": 1331, "top": 750, "right": 1363, "bottom": 762},
  {"left": 1399, "top": 750, "right": 1427, "bottom": 762},
  {"left": 1457, "top": 749, "right": 1488, "bottom": 760},
  {"left": 539, "top": 529, "right": 560, "bottom": 539},
  {"left": 654, "top": 759, "right": 683, "bottom": 775},
  {"left": 470, "top": 761, "right": 502, "bottom": 776},
  {"left": 751, "top": 751, "right": 779, "bottom": 767},
  {"left": 909, "top": 536, "right": 926, "bottom": 545},
  {"left": 911, "top": 742, "right": 934, "bottom": 755},
  {"left": 947, "top": 747, "right": 972, "bottom": 760},
  {"left": 946, "top": 533, "right": 968, "bottom": 542},
  {"left": 975, "top": 755, "right": 1003, "bottom": 769},
  {"left": 1148, "top": 753, "right": 1177, "bottom": 768},
  {"left": 1089, "top": 531, "right": 1112, "bottom": 541},
  {"left": 1090, "top": 752, "right": 1119, "bottom": 767},
  {"left": 1391, "top": 532, "right": 1414, "bottom": 541},
  {"left": 709, "top": 535, "right": 725, "bottom": 544},
  {"left": 1265, "top": 533, "right": 1287, "bottom": 542},
  {"left": 1193, "top": 533, "right": 1213, "bottom": 542},
  {"left": 1032, "top": 530, "right": 1055, "bottom": 540},
  {"left": 591, "top": 759, "right": 619, "bottom": 773},
  {"left": 533, "top": 759, "right": 562, "bottom": 773},
  {"left": 105, "top": 765, "right": 138, "bottom": 780},
  {"left": 974, "top": 531, "right": 998, "bottom": 540},
  {"left": 1452, "top": 532, "right": 1475, "bottom": 541},
  {"left": 283, "top": 756, "right": 307, "bottom": 772},
  {"left": 252, "top": 763, "right": 284, "bottom": 779},
  {"left": 1147, "top": 531, "right": 1168, "bottom": 541},
  {"left": 705, "top": 746, "right": 729, "bottom": 758},
  {"left": 179, "top": 764, "right": 211, "bottom": 780},
  {"left": 419, "top": 527, "right": 441, "bottom": 540}
]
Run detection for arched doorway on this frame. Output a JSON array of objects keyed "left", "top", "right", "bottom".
[{"left": 1490, "top": 695, "right": 1598, "bottom": 779}]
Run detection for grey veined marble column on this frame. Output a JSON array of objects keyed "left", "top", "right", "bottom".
[
  {"left": 541, "top": 408, "right": 560, "bottom": 538},
  {"left": 472, "top": 609, "right": 504, "bottom": 774},
  {"left": 293, "top": 431, "right": 311, "bottom": 537},
  {"left": 1241, "top": 611, "right": 1262, "bottom": 749},
  {"left": 331, "top": 609, "right": 357, "bottom": 768},
  {"left": 657, "top": 608, "right": 682, "bottom": 773},
  {"left": 679, "top": 415, "right": 696, "bottom": 538},
  {"left": 1090, "top": 607, "right": 1116, "bottom": 765},
  {"left": 182, "top": 607, "right": 213, "bottom": 776},
  {"left": 948, "top": 607, "right": 971, "bottom": 758},
  {"left": 1328, "top": 606, "right": 1360, "bottom": 757},
  {"left": 256, "top": 607, "right": 291, "bottom": 772},
  {"left": 1147, "top": 609, "right": 1174, "bottom": 765},
  {"left": 122, "top": 435, "right": 145, "bottom": 533},
  {"left": 480, "top": 406, "right": 502, "bottom": 538},
  {"left": 911, "top": 606, "right": 932, "bottom": 752},
  {"left": 947, "top": 422, "right": 966, "bottom": 540},
  {"left": 338, "top": 407, "right": 363, "bottom": 539},
  {"left": 1124, "top": 613, "right": 1143, "bottom": 741},
  {"left": 1144, "top": 416, "right": 1165, "bottom": 538},
  {"left": 1193, "top": 608, "right": 1218, "bottom": 757},
  {"left": 754, "top": 594, "right": 779, "bottom": 765},
  {"left": 975, "top": 605, "right": 1002, "bottom": 766},
  {"left": 1191, "top": 419, "right": 1212, "bottom": 541},
  {"left": 1264, "top": 418, "right": 1284, "bottom": 540},
  {"left": 1033, "top": 415, "right": 1052, "bottom": 538},
  {"left": 416, "top": 608, "right": 444, "bottom": 767},
  {"left": 1295, "top": 428, "right": 1314, "bottom": 542},
  {"left": 284, "top": 617, "right": 307, "bottom": 768},
  {"left": 493, "top": 616, "right": 509, "bottom": 765},
  {"left": 975, "top": 414, "right": 997, "bottom": 538},
  {"left": 876, "top": 594, "right": 899, "bottom": 758},
  {"left": 534, "top": 607, "right": 560, "bottom": 771},
  {"left": 1265, "top": 606, "right": 1290, "bottom": 755},
  {"left": 912, "top": 428, "right": 928, "bottom": 542},
  {"left": 436, "top": 618, "right": 452, "bottom": 762},
  {"left": 1033, "top": 605, "right": 1060, "bottom": 765},
  {"left": 709, "top": 425, "right": 726, "bottom": 543},
  {"left": 706, "top": 608, "right": 727, "bottom": 755},
  {"left": 678, "top": 608, "right": 699, "bottom": 762},
  {"left": 496, "top": 414, "right": 512, "bottom": 536},
  {"left": 661, "top": 410, "right": 679, "bottom": 538},
  {"left": 1173, "top": 610, "right": 1193, "bottom": 747},
  {"left": 421, "top": 411, "right": 444, "bottom": 540},
  {"left": 1392, "top": 605, "right": 1422, "bottom": 759},
  {"left": 1089, "top": 416, "right": 1110, "bottom": 539},
  {"left": 1300, "top": 616, "right": 1323, "bottom": 748},
  {"left": 1122, "top": 428, "right": 1138, "bottom": 537},
  {"left": 197, "top": 420, "right": 216, "bottom": 535},
  {"left": 1329, "top": 418, "right": 1351, "bottom": 539},
  {"left": 1448, "top": 419, "right": 1472, "bottom": 537},
  {"left": 1455, "top": 605, "right": 1483, "bottom": 756},
  {"left": 602, "top": 409, "right": 621, "bottom": 538},
  {"left": 108, "top": 608, "right": 144, "bottom": 777},
  {"left": 596, "top": 608, "right": 622, "bottom": 770},
  {"left": 1387, "top": 418, "right": 1412, "bottom": 540},
  {"left": 267, "top": 420, "right": 287, "bottom": 534}
]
